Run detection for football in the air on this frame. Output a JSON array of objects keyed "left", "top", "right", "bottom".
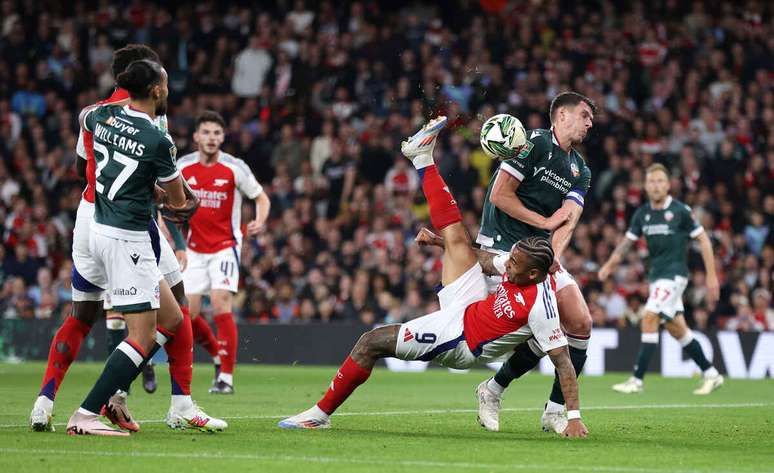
[{"left": 479, "top": 113, "right": 527, "bottom": 160}]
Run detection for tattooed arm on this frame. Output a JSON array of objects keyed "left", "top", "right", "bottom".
[
  {"left": 598, "top": 236, "right": 635, "bottom": 281},
  {"left": 548, "top": 346, "right": 588, "bottom": 438}
]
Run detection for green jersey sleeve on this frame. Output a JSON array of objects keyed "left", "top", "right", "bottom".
[
  {"left": 155, "top": 134, "right": 180, "bottom": 183},
  {"left": 566, "top": 162, "right": 591, "bottom": 207},
  {"left": 80, "top": 105, "right": 101, "bottom": 133},
  {"left": 625, "top": 206, "right": 645, "bottom": 241},
  {"left": 497, "top": 133, "right": 544, "bottom": 182},
  {"left": 680, "top": 204, "right": 705, "bottom": 238}
]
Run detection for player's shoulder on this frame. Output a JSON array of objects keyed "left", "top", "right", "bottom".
[
  {"left": 524, "top": 128, "right": 552, "bottom": 150},
  {"left": 218, "top": 152, "right": 253, "bottom": 176},
  {"left": 669, "top": 197, "right": 692, "bottom": 213},
  {"left": 177, "top": 151, "right": 199, "bottom": 168}
]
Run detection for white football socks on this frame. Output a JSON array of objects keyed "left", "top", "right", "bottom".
[{"left": 487, "top": 378, "right": 505, "bottom": 396}]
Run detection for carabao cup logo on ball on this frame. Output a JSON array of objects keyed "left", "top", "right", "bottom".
[{"left": 480, "top": 113, "right": 527, "bottom": 160}]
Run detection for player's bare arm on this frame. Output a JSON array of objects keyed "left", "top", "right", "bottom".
[
  {"left": 549, "top": 200, "right": 584, "bottom": 271},
  {"left": 598, "top": 236, "right": 635, "bottom": 281},
  {"left": 246, "top": 191, "right": 271, "bottom": 237},
  {"left": 490, "top": 171, "right": 568, "bottom": 231},
  {"left": 696, "top": 232, "right": 720, "bottom": 303},
  {"left": 160, "top": 175, "right": 187, "bottom": 208},
  {"left": 547, "top": 346, "right": 588, "bottom": 438}
]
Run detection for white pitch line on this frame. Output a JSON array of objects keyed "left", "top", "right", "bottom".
[
  {"left": 1, "top": 402, "right": 771, "bottom": 429},
  {"left": 0, "top": 448, "right": 769, "bottom": 473}
]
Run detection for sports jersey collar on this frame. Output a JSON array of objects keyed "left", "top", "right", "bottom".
[
  {"left": 650, "top": 195, "right": 673, "bottom": 210},
  {"left": 123, "top": 105, "right": 154, "bottom": 125},
  {"left": 108, "top": 88, "right": 130, "bottom": 102},
  {"left": 198, "top": 150, "right": 222, "bottom": 167}
]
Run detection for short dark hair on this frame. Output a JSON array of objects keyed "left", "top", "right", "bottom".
[
  {"left": 195, "top": 110, "right": 226, "bottom": 130},
  {"left": 112, "top": 44, "right": 160, "bottom": 78},
  {"left": 515, "top": 236, "right": 555, "bottom": 277},
  {"left": 115, "top": 60, "right": 163, "bottom": 99},
  {"left": 549, "top": 91, "right": 597, "bottom": 123}
]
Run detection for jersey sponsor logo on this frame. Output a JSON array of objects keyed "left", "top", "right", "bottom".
[
  {"left": 130, "top": 253, "right": 140, "bottom": 265},
  {"left": 533, "top": 166, "right": 547, "bottom": 177},
  {"left": 493, "top": 284, "right": 517, "bottom": 319},
  {"left": 107, "top": 117, "right": 141, "bottom": 136},
  {"left": 642, "top": 224, "right": 672, "bottom": 236},
  {"left": 192, "top": 188, "right": 229, "bottom": 208},
  {"left": 516, "top": 140, "right": 534, "bottom": 159},
  {"left": 538, "top": 168, "right": 573, "bottom": 194},
  {"left": 213, "top": 178, "right": 229, "bottom": 187},
  {"left": 113, "top": 286, "right": 138, "bottom": 296}
]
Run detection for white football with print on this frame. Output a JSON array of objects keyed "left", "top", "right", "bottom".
[{"left": 479, "top": 114, "right": 527, "bottom": 160}]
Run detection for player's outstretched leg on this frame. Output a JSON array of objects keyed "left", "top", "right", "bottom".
[
  {"left": 30, "top": 300, "right": 101, "bottom": 432},
  {"left": 279, "top": 326, "right": 400, "bottom": 429},
  {"left": 401, "top": 116, "right": 477, "bottom": 285}
]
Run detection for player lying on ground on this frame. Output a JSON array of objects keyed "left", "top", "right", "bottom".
[
  {"left": 30, "top": 45, "right": 222, "bottom": 434},
  {"left": 278, "top": 116, "right": 588, "bottom": 437},
  {"left": 599, "top": 163, "right": 724, "bottom": 395},
  {"left": 64, "top": 59, "right": 225, "bottom": 436}
]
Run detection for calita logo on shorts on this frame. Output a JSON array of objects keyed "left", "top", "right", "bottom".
[
  {"left": 113, "top": 287, "right": 138, "bottom": 296},
  {"left": 665, "top": 210, "right": 674, "bottom": 221}
]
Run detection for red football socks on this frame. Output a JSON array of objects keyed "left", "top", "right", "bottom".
[
  {"left": 420, "top": 165, "right": 462, "bottom": 230},
  {"left": 214, "top": 312, "right": 237, "bottom": 377},
  {"left": 191, "top": 314, "right": 219, "bottom": 358},
  {"left": 39, "top": 316, "right": 92, "bottom": 400},
  {"left": 316, "top": 356, "right": 373, "bottom": 415},
  {"left": 165, "top": 306, "right": 193, "bottom": 395}
]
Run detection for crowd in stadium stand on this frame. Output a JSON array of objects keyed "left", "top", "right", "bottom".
[{"left": 0, "top": 1, "right": 771, "bottom": 331}]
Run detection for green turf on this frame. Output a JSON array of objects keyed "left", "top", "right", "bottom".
[{"left": 0, "top": 362, "right": 772, "bottom": 473}]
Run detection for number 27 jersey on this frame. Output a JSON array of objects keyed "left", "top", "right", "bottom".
[{"left": 81, "top": 104, "right": 179, "bottom": 236}]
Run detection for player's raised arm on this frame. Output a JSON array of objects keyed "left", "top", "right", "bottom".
[
  {"left": 490, "top": 171, "right": 566, "bottom": 231},
  {"left": 547, "top": 346, "right": 588, "bottom": 438}
]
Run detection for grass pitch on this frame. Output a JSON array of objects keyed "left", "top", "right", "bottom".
[{"left": 0, "top": 362, "right": 772, "bottom": 473}]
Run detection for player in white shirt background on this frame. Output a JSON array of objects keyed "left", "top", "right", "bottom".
[{"left": 177, "top": 111, "right": 270, "bottom": 394}]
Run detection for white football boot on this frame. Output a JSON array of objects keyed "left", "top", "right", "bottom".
[
  {"left": 541, "top": 404, "right": 568, "bottom": 434},
  {"left": 476, "top": 380, "right": 501, "bottom": 432},
  {"left": 278, "top": 405, "right": 331, "bottom": 429},
  {"left": 693, "top": 373, "right": 724, "bottom": 395},
  {"left": 612, "top": 376, "right": 644, "bottom": 394},
  {"left": 165, "top": 399, "right": 228, "bottom": 432},
  {"left": 400, "top": 115, "right": 447, "bottom": 161},
  {"left": 66, "top": 409, "right": 129, "bottom": 437},
  {"left": 30, "top": 396, "right": 54, "bottom": 432}
]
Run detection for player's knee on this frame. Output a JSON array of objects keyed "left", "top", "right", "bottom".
[
  {"left": 72, "top": 301, "right": 103, "bottom": 326},
  {"left": 563, "top": 307, "right": 592, "bottom": 338}
]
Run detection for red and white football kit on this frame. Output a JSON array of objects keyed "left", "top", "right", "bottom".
[
  {"left": 395, "top": 263, "right": 566, "bottom": 369},
  {"left": 177, "top": 151, "right": 264, "bottom": 294}
]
